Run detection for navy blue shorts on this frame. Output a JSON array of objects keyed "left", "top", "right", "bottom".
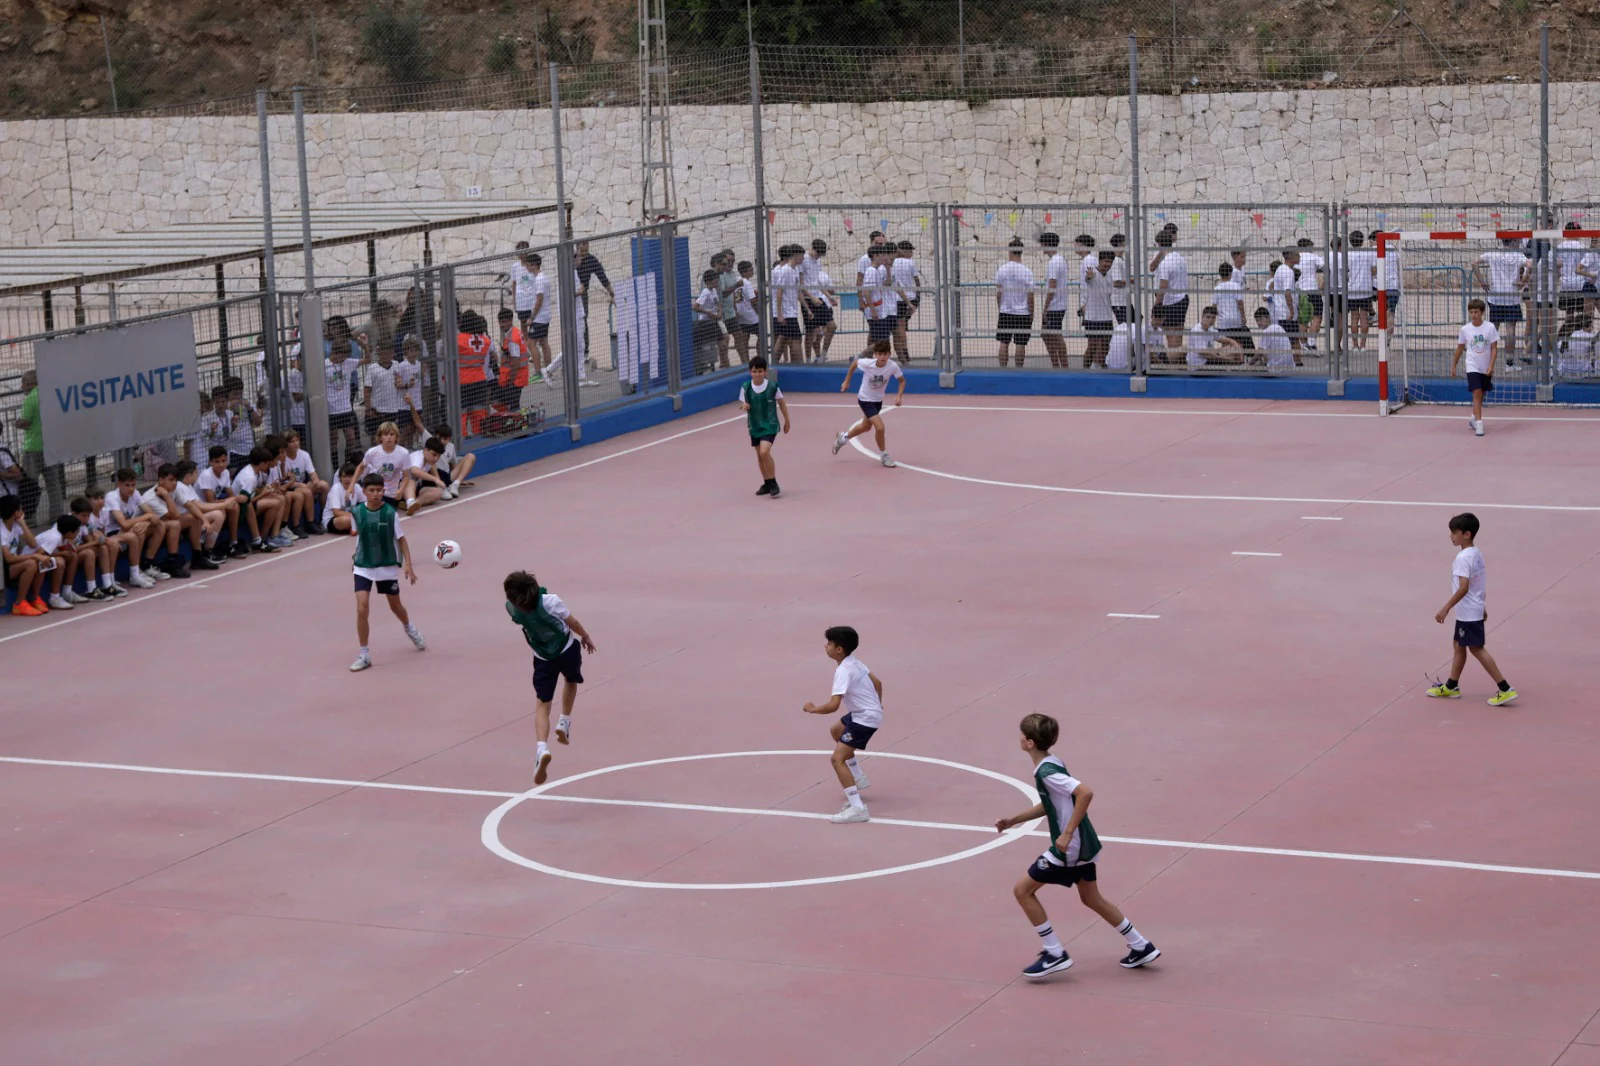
[
  {"left": 353, "top": 574, "right": 400, "bottom": 596},
  {"left": 1042, "top": 309, "right": 1066, "bottom": 333},
  {"left": 1305, "top": 293, "right": 1324, "bottom": 317},
  {"left": 857, "top": 399, "right": 884, "bottom": 419},
  {"left": 867, "top": 318, "right": 895, "bottom": 342},
  {"left": 1467, "top": 371, "right": 1494, "bottom": 394},
  {"left": 750, "top": 433, "right": 776, "bottom": 448},
  {"left": 528, "top": 322, "right": 551, "bottom": 340},
  {"left": 1488, "top": 303, "right": 1523, "bottom": 324},
  {"left": 1454, "top": 618, "right": 1486, "bottom": 648},
  {"left": 533, "top": 640, "right": 584, "bottom": 703},
  {"left": 774, "top": 317, "right": 803, "bottom": 339},
  {"left": 896, "top": 301, "right": 916, "bottom": 321},
  {"left": 996, "top": 312, "right": 1033, "bottom": 345},
  {"left": 837, "top": 712, "right": 878, "bottom": 750},
  {"left": 1153, "top": 298, "right": 1189, "bottom": 330},
  {"left": 1027, "top": 856, "right": 1097, "bottom": 887}
]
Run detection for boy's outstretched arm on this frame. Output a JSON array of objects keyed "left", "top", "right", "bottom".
[
  {"left": 996, "top": 802, "right": 1045, "bottom": 833},
  {"left": 397, "top": 535, "right": 417, "bottom": 584},
  {"left": 566, "top": 613, "right": 597, "bottom": 653},
  {"left": 839, "top": 361, "right": 857, "bottom": 393},
  {"left": 803, "top": 693, "right": 842, "bottom": 715}
]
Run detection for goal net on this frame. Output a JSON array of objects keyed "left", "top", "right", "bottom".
[{"left": 1376, "top": 229, "right": 1600, "bottom": 414}]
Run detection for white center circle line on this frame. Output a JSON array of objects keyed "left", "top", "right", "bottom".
[{"left": 480, "top": 749, "right": 1042, "bottom": 891}]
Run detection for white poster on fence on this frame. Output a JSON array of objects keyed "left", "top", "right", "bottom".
[
  {"left": 35, "top": 315, "right": 200, "bottom": 465},
  {"left": 615, "top": 273, "right": 661, "bottom": 386}
]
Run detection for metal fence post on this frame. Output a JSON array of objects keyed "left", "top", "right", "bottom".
[
  {"left": 1540, "top": 23, "right": 1550, "bottom": 218},
  {"left": 439, "top": 266, "right": 463, "bottom": 444},
  {"left": 550, "top": 61, "right": 582, "bottom": 439},
  {"left": 297, "top": 293, "right": 329, "bottom": 478},
  {"left": 256, "top": 88, "right": 286, "bottom": 453},
  {"left": 750, "top": 45, "right": 770, "bottom": 362},
  {"left": 933, "top": 203, "right": 950, "bottom": 384},
  {"left": 661, "top": 218, "right": 683, "bottom": 397},
  {"left": 1323, "top": 204, "right": 1339, "bottom": 391},
  {"left": 1128, "top": 34, "right": 1148, "bottom": 381},
  {"left": 948, "top": 204, "right": 964, "bottom": 370}
]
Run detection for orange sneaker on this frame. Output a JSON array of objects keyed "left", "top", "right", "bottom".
[
  {"left": 29, "top": 598, "right": 49, "bottom": 613},
  {"left": 10, "top": 600, "right": 40, "bottom": 617}
]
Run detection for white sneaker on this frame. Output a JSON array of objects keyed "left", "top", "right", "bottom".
[
  {"left": 832, "top": 431, "right": 847, "bottom": 455},
  {"left": 880, "top": 452, "right": 897, "bottom": 468},
  {"left": 65, "top": 590, "right": 89, "bottom": 604},
  {"left": 448, "top": 484, "right": 460, "bottom": 499},
  {"left": 349, "top": 653, "right": 372, "bottom": 672},
  {"left": 533, "top": 749, "right": 553, "bottom": 786},
  {"left": 1474, "top": 420, "right": 1485, "bottom": 437},
  {"left": 148, "top": 567, "right": 171, "bottom": 581},
  {"left": 830, "top": 804, "right": 870, "bottom": 824},
  {"left": 48, "top": 594, "right": 73, "bottom": 610},
  {"left": 554, "top": 716, "right": 572, "bottom": 745},
  {"left": 1468, "top": 416, "right": 1477, "bottom": 430},
  {"left": 129, "top": 571, "right": 157, "bottom": 589},
  {"left": 408, "top": 626, "right": 427, "bottom": 651}
]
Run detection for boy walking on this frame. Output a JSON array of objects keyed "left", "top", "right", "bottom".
[
  {"left": 1427, "top": 512, "right": 1518, "bottom": 706},
  {"left": 738, "top": 355, "right": 791, "bottom": 498},
  {"left": 832, "top": 339, "right": 905, "bottom": 468},
  {"left": 994, "top": 713, "right": 1160, "bottom": 978},
  {"left": 1451, "top": 299, "right": 1500, "bottom": 437},
  {"left": 802, "top": 625, "right": 882, "bottom": 824},
  {"left": 347, "top": 473, "right": 425, "bottom": 672},
  {"left": 504, "top": 569, "right": 598, "bottom": 786}
]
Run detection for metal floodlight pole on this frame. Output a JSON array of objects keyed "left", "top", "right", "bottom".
[
  {"left": 256, "top": 89, "right": 287, "bottom": 447},
  {"left": 750, "top": 44, "right": 770, "bottom": 360},
  {"left": 1540, "top": 23, "right": 1550, "bottom": 216},
  {"left": 957, "top": 0, "right": 965, "bottom": 93},
  {"left": 292, "top": 86, "right": 330, "bottom": 477},
  {"left": 1127, "top": 34, "right": 1147, "bottom": 376},
  {"left": 100, "top": 16, "right": 119, "bottom": 113},
  {"left": 551, "top": 62, "right": 582, "bottom": 438}
]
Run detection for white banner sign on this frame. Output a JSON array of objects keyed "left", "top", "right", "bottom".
[
  {"left": 36, "top": 315, "right": 201, "bottom": 465},
  {"left": 615, "top": 273, "right": 661, "bottom": 387}
]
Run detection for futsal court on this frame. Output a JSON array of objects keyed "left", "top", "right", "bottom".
[{"left": 3, "top": 394, "right": 1599, "bottom": 1065}]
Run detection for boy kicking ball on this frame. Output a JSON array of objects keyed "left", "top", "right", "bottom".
[
  {"left": 738, "top": 355, "right": 790, "bottom": 498},
  {"left": 1452, "top": 299, "right": 1499, "bottom": 438},
  {"left": 504, "top": 570, "right": 597, "bottom": 786},
  {"left": 832, "top": 339, "right": 905, "bottom": 468},
  {"left": 994, "top": 714, "right": 1159, "bottom": 978},
  {"left": 348, "top": 473, "right": 426, "bottom": 672},
  {"left": 1427, "top": 512, "right": 1518, "bottom": 706},
  {"left": 802, "top": 625, "right": 881, "bottom": 824}
]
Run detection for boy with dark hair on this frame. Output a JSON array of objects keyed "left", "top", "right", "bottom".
[
  {"left": 995, "top": 713, "right": 1160, "bottom": 978},
  {"left": 172, "top": 459, "right": 225, "bottom": 569},
  {"left": 139, "top": 463, "right": 192, "bottom": 579},
  {"left": 281, "top": 430, "right": 327, "bottom": 535},
  {"left": 231, "top": 447, "right": 284, "bottom": 553},
  {"left": 324, "top": 463, "right": 360, "bottom": 534},
  {"left": 802, "top": 625, "right": 883, "bottom": 823},
  {"left": 738, "top": 355, "right": 790, "bottom": 498},
  {"left": 33, "top": 513, "right": 95, "bottom": 608},
  {"left": 2, "top": 496, "right": 48, "bottom": 615},
  {"left": 198, "top": 445, "right": 249, "bottom": 557},
  {"left": 430, "top": 425, "right": 475, "bottom": 494},
  {"left": 1040, "top": 232, "right": 1069, "bottom": 369},
  {"left": 69, "top": 496, "right": 120, "bottom": 599},
  {"left": 731, "top": 260, "right": 760, "bottom": 362},
  {"left": 1427, "top": 513, "right": 1518, "bottom": 705},
  {"left": 693, "top": 269, "right": 726, "bottom": 374},
  {"left": 1451, "top": 299, "right": 1499, "bottom": 437},
  {"left": 891, "top": 239, "right": 920, "bottom": 364},
  {"left": 84, "top": 487, "right": 134, "bottom": 594},
  {"left": 504, "top": 568, "right": 598, "bottom": 785},
  {"left": 348, "top": 472, "right": 424, "bottom": 672},
  {"left": 107, "top": 467, "right": 164, "bottom": 586},
  {"left": 224, "top": 376, "right": 262, "bottom": 474},
  {"left": 404, "top": 437, "right": 453, "bottom": 511},
  {"left": 833, "top": 339, "right": 906, "bottom": 468}
]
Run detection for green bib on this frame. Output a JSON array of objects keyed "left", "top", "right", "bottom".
[
  {"left": 1035, "top": 758, "right": 1102, "bottom": 865},
  {"left": 506, "top": 590, "right": 569, "bottom": 659},
  {"left": 351, "top": 502, "right": 400, "bottom": 569},
  {"left": 742, "top": 379, "right": 780, "bottom": 438}
]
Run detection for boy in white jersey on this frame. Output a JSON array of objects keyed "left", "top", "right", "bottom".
[
  {"left": 281, "top": 431, "right": 327, "bottom": 535},
  {"left": 891, "top": 240, "right": 921, "bottom": 364},
  {"left": 1296, "top": 238, "right": 1325, "bottom": 351},
  {"left": 832, "top": 339, "right": 906, "bottom": 468},
  {"left": 995, "top": 713, "right": 1160, "bottom": 978},
  {"left": 232, "top": 447, "right": 286, "bottom": 553},
  {"left": 994, "top": 238, "right": 1036, "bottom": 367},
  {"left": 1557, "top": 316, "right": 1595, "bottom": 377},
  {"left": 197, "top": 386, "right": 236, "bottom": 467},
  {"left": 34, "top": 514, "right": 97, "bottom": 608},
  {"left": 198, "top": 446, "right": 248, "bottom": 557},
  {"left": 1472, "top": 239, "right": 1530, "bottom": 368},
  {"left": 83, "top": 488, "right": 133, "bottom": 595},
  {"left": 731, "top": 260, "right": 761, "bottom": 363},
  {"left": 504, "top": 568, "right": 598, "bottom": 786},
  {"left": 1427, "top": 513, "right": 1518, "bottom": 706},
  {"left": 67, "top": 496, "right": 119, "bottom": 599},
  {"left": 355, "top": 422, "right": 416, "bottom": 514},
  {"left": 324, "top": 463, "right": 360, "bottom": 534},
  {"left": 140, "top": 464, "right": 193, "bottom": 579},
  {"left": 1451, "top": 299, "right": 1500, "bottom": 437},
  {"left": 107, "top": 467, "right": 164, "bottom": 586},
  {"left": 404, "top": 437, "right": 453, "bottom": 511},
  {"left": 395, "top": 338, "right": 426, "bottom": 444},
  {"left": 171, "top": 460, "right": 225, "bottom": 569},
  {"left": 770, "top": 244, "right": 805, "bottom": 364},
  {"left": 1, "top": 496, "right": 49, "bottom": 615},
  {"left": 802, "top": 625, "right": 883, "bottom": 824},
  {"left": 1039, "top": 233, "right": 1070, "bottom": 368},
  {"left": 1253, "top": 308, "right": 1295, "bottom": 369},
  {"left": 429, "top": 425, "right": 476, "bottom": 493}
]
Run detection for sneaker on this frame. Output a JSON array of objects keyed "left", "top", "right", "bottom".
[
  {"left": 228, "top": 542, "right": 251, "bottom": 558},
  {"left": 1425, "top": 682, "right": 1462, "bottom": 699},
  {"left": 554, "top": 717, "right": 571, "bottom": 745},
  {"left": 880, "top": 452, "right": 897, "bottom": 468},
  {"left": 829, "top": 804, "right": 870, "bottom": 824},
  {"left": 106, "top": 583, "right": 130, "bottom": 597},
  {"left": 191, "top": 553, "right": 220, "bottom": 571},
  {"left": 1022, "top": 950, "right": 1073, "bottom": 979},
  {"left": 1119, "top": 943, "right": 1161, "bottom": 968},
  {"left": 10, "top": 600, "right": 40, "bottom": 617},
  {"left": 281, "top": 528, "right": 301, "bottom": 542},
  {"left": 756, "top": 482, "right": 772, "bottom": 496},
  {"left": 1474, "top": 420, "right": 1485, "bottom": 437},
  {"left": 533, "top": 749, "right": 553, "bottom": 786},
  {"left": 48, "top": 594, "right": 74, "bottom": 611},
  {"left": 84, "top": 588, "right": 109, "bottom": 602},
  {"left": 408, "top": 626, "right": 427, "bottom": 651},
  {"left": 405, "top": 498, "right": 422, "bottom": 516},
  {"left": 307, "top": 522, "right": 326, "bottom": 536},
  {"left": 148, "top": 566, "right": 171, "bottom": 581},
  {"left": 1468, "top": 416, "right": 1477, "bottom": 430},
  {"left": 168, "top": 560, "right": 193, "bottom": 579},
  {"left": 64, "top": 589, "right": 89, "bottom": 604},
  {"left": 832, "top": 431, "right": 847, "bottom": 455},
  {"left": 349, "top": 653, "right": 372, "bottom": 672},
  {"left": 128, "top": 571, "right": 157, "bottom": 589},
  {"left": 270, "top": 531, "right": 295, "bottom": 548},
  {"left": 30, "top": 598, "right": 48, "bottom": 613},
  {"left": 768, "top": 483, "right": 780, "bottom": 499},
  {"left": 1487, "top": 687, "right": 1519, "bottom": 707},
  {"left": 252, "top": 540, "right": 279, "bottom": 554}
]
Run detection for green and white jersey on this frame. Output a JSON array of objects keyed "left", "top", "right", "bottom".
[
  {"left": 1035, "top": 755, "right": 1102, "bottom": 867},
  {"left": 506, "top": 589, "right": 575, "bottom": 660},
  {"left": 740, "top": 378, "right": 782, "bottom": 438},
  {"left": 350, "top": 501, "right": 403, "bottom": 580}
]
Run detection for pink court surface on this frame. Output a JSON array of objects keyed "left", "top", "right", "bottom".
[{"left": 4, "top": 395, "right": 1600, "bottom": 1065}]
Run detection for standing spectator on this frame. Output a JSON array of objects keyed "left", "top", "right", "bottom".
[
  {"left": 1474, "top": 239, "right": 1531, "bottom": 368},
  {"left": 224, "top": 376, "right": 262, "bottom": 472},
  {"left": 1039, "top": 233, "right": 1069, "bottom": 369},
  {"left": 325, "top": 338, "right": 361, "bottom": 470},
  {"left": 1212, "top": 262, "right": 1250, "bottom": 351},
  {"left": 1344, "top": 231, "right": 1378, "bottom": 352},
  {"left": 511, "top": 244, "right": 537, "bottom": 330},
  {"left": 1150, "top": 228, "right": 1190, "bottom": 358},
  {"left": 731, "top": 260, "right": 760, "bottom": 363},
  {"left": 1, "top": 419, "right": 28, "bottom": 505},
  {"left": 1083, "top": 251, "right": 1117, "bottom": 369},
  {"left": 1108, "top": 233, "right": 1130, "bottom": 324},
  {"left": 1296, "top": 237, "right": 1325, "bottom": 352},
  {"left": 525, "top": 253, "right": 553, "bottom": 380},
  {"left": 363, "top": 346, "right": 404, "bottom": 442},
  {"left": 456, "top": 309, "right": 494, "bottom": 435},
  {"left": 718, "top": 251, "right": 742, "bottom": 354},
  {"left": 692, "top": 270, "right": 725, "bottom": 375},
  {"left": 494, "top": 308, "right": 531, "bottom": 410},
  {"left": 800, "top": 240, "right": 828, "bottom": 354},
  {"left": 891, "top": 240, "right": 921, "bottom": 365},
  {"left": 1269, "top": 249, "right": 1302, "bottom": 361},
  {"left": 770, "top": 244, "right": 804, "bottom": 364},
  {"left": 994, "top": 238, "right": 1036, "bottom": 368},
  {"left": 575, "top": 239, "right": 614, "bottom": 363},
  {"left": 1557, "top": 222, "right": 1590, "bottom": 340},
  {"left": 398, "top": 336, "right": 427, "bottom": 441},
  {"left": 15, "top": 370, "right": 64, "bottom": 528}
]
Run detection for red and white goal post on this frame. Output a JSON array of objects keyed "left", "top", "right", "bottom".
[{"left": 1374, "top": 229, "right": 1600, "bottom": 415}]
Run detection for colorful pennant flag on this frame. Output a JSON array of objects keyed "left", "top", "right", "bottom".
[{"left": 1251, "top": 213, "right": 1265, "bottom": 229}]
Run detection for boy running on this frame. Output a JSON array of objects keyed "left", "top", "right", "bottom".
[
  {"left": 1451, "top": 299, "right": 1499, "bottom": 437},
  {"left": 1427, "top": 512, "right": 1518, "bottom": 706},
  {"left": 347, "top": 473, "right": 425, "bottom": 672},
  {"left": 832, "top": 339, "right": 905, "bottom": 468},
  {"left": 801, "top": 625, "right": 881, "bottom": 824},
  {"left": 738, "top": 355, "right": 790, "bottom": 498},
  {"left": 504, "top": 569, "right": 597, "bottom": 786},
  {"left": 995, "top": 713, "right": 1160, "bottom": 978}
]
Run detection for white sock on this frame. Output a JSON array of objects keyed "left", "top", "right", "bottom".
[
  {"left": 1034, "top": 921, "right": 1064, "bottom": 956},
  {"left": 404, "top": 622, "right": 419, "bottom": 635},
  {"left": 536, "top": 741, "right": 549, "bottom": 757},
  {"left": 1116, "top": 918, "right": 1149, "bottom": 951},
  {"left": 844, "top": 785, "right": 865, "bottom": 809},
  {"left": 846, "top": 757, "right": 863, "bottom": 779},
  {"left": 359, "top": 645, "right": 369, "bottom": 657},
  {"left": 99, "top": 574, "right": 114, "bottom": 588}
]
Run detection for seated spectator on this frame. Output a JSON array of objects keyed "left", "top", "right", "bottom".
[
  {"left": 324, "top": 463, "right": 359, "bottom": 534},
  {"left": 2, "top": 496, "right": 47, "bottom": 615},
  {"left": 1185, "top": 306, "right": 1244, "bottom": 369},
  {"left": 429, "top": 425, "right": 475, "bottom": 495},
  {"left": 84, "top": 488, "right": 135, "bottom": 595},
  {"left": 231, "top": 447, "right": 286, "bottom": 553},
  {"left": 1253, "top": 307, "right": 1296, "bottom": 370},
  {"left": 261, "top": 435, "right": 306, "bottom": 543},
  {"left": 34, "top": 514, "right": 100, "bottom": 607},
  {"left": 1106, "top": 321, "right": 1133, "bottom": 371},
  {"left": 172, "top": 460, "right": 224, "bottom": 570},
  {"left": 140, "top": 464, "right": 193, "bottom": 579},
  {"left": 198, "top": 446, "right": 248, "bottom": 558},
  {"left": 69, "top": 496, "right": 121, "bottom": 599},
  {"left": 107, "top": 467, "right": 164, "bottom": 586},
  {"left": 280, "top": 431, "right": 328, "bottom": 534},
  {"left": 1557, "top": 315, "right": 1595, "bottom": 377},
  {"left": 355, "top": 421, "right": 415, "bottom": 514},
  {"left": 405, "top": 437, "right": 453, "bottom": 511}
]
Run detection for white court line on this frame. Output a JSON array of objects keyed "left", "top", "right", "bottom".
[
  {"left": 1301, "top": 516, "right": 1344, "bottom": 521},
  {"left": 1107, "top": 613, "right": 1161, "bottom": 619},
  {"left": 1232, "top": 551, "right": 1283, "bottom": 557},
  {"left": 792, "top": 401, "right": 1600, "bottom": 423},
  {"left": 4, "top": 754, "right": 1597, "bottom": 882},
  {"left": 0, "top": 414, "right": 746, "bottom": 646}
]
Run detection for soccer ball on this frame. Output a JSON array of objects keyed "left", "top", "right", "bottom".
[{"left": 434, "top": 540, "right": 463, "bottom": 569}]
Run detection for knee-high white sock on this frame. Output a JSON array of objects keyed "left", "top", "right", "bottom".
[
  {"left": 843, "top": 785, "right": 865, "bottom": 809},
  {"left": 1116, "top": 918, "right": 1149, "bottom": 950},
  {"left": 1034, "top": 921, "right": 1064, "bottom": 955}
]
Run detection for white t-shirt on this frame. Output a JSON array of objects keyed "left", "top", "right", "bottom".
[
  {"left": 107, "top": 486, "right": 147, "bottom": 526},
  {"left": 324, "top": 360, "right": 356, "bottom": 415},
  {"left": 1081, "top": 263, "right": 1114, "bottom": 323},
  {"left": 995, "top": 260, "right": 1035, "bottom": 315},
  {"left": 873, "top": 264, "right": 900, "bottom": 318},
  {"left": 1269, "top": 263, "right": 1297, "bottom": 322},
  {"left": 1044, "top": 253, "right": 1069, "bottom": 313},
  {"left": 694, "top": 287, "right": 721, "bottom": 321},
  {"left": 830, "top": 654, "right": 882, "bottom": 728},
  {"left": 1558, "top": 331, "right": 1595, "bottom": 376},
  {"left": 856, "top": 252, "right": 874, "bottom": 281},
  {"left": 1259, "top": 323, "right": 1295, "bottom": 369},
  {"left": 1109, "top": 255, "right": 1129, "bottom": 307},
  {"left": 1037, "top": 755, "right": 1092, "bottom": 866},
  {"left": 1297, "top": 252, "right": 1325, "bottom": 293},
  {"left": 1479, "top": 251, "right": 1528, "bottom": 305},
  {"left": 197, "top": 466, "right": 233, "bottom": 501},
  {"left": 1213, "top": 280, "right": 1245, "bottom": 330},
  {"left": 409, "top": 449, "right": 447, "bottom": 481},
  {"left": 1185, "top": 324, "right": 1220, "bottom": 368},
  {"left": 362, "top": 444, "right": 410, "bottom": 498},
  {"left": 855, "top": 357, "right": 904, "bottom": 402},
  {"left": 2, "top": 519, "right": 27, "bottom": 557},
  {"left": 512, "top": 261, "right": 538, "bottom": 312},
  {"left": 199, "top": 410, "right": 234, "bottom": 455},
  {"left": 0, "top": 446, "right": 18, "bottom": 498},
  {"left": 327, "top": 480, "right": 354, "bottom": 513},
  {"left": 34, "top": 526, "right": 66, "bottom": 555},
  {"left": 799, "top": 254, "right": 823, "bottom": 301},
  {"left": 1156, "top": 251, "right": 1189, "bottom": 306},
  {"left": 226, "top": 406, "right": 257, "bottom": 456},
  {"left": 232, "top": 464, "right": 264, "bottom": 501},
  {"left": 1106, "top": 322, "right": 1133, "bottom": 369},
  {"left": 891, "top": 256, "right": 918, "bottom": 301},
  {"left": 770, "top": 263, "right": 801, "bottom": 320},
  {"left": 1458, "top": 321, "right": 1500, "bottom": 375},
  {"left": 174, "top": 481, "right": 202, "bottom": 509},
  {"left": 283, "top": 450, "right": 316, "bottom": 484},
  {"left": 397, "top": 359, "right": 423, "bottom": 410},
  {"left": 531, "top": 273, "right": 553, "bottom": 324},
  {"left": 1558, "top": 240, "right": 1587, "bottom": 291},
  {"left": 735, "top": 278, "right": 759, "bottom": 325},
  {"left": 286, "top": 368, "right": 307, "bottom": 425},
  {"left": 736, "top": 380, "right": 783, "bottom": 403},
  {"left": 1452, "top": 546, "right": 1487, "bottom": 622},
  {"left": 364, "top": 362, "right": 402, "bottom": 413},
  {"left": 530, "top": 592, "right": 576, "bottom": 659},
  {"left": 1346, "top": 249, "right": 1377, "bottom": 296},
  {"left": 352, "top": 508, "right": 406, "bottom": 582}
]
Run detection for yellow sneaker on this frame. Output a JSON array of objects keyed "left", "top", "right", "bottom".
[
  {"left": 1487, "top": 688, "right": 1519, "bottom": 707},
  {"left": 1426, "top": 682, "right": 1461, "bottom": 699}
]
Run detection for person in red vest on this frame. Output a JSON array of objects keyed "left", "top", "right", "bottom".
[
  {"left": 457, "top": 309, "right": 494, "bottom": 437},
  {"left": 495, "top": 307, "right": 531, "bottom": 409}
]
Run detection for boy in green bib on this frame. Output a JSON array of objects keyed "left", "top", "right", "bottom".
[
  {"left": 348, "top": 473, "right": 425, "bottom": 672},
  {"left": 738, "top": 355, "right": 790, "bottom": 498},
  {"left": 994, "top": 713, "right": 1159, "bottom": 978},
  {"left": 505, "top": 569, "right": 598, "bottom": 785}
]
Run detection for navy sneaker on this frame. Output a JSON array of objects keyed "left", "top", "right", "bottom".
[
  {"left": 1119, "top": 943, "right": 1161, "bottom": 969},
  {"left": 1022, "top": 950, "right": 1073, "bottom": 979}
]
